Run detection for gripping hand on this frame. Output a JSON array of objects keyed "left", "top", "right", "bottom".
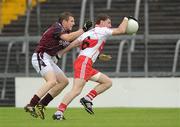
[
  {"left": 98, "top": 53, "right": 112, "bottom": 61},
  {"left": 83, "top": 20, "right": 92, "bottom": 32}
]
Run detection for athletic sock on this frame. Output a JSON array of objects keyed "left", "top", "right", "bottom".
[
  {"left": 58, "top": 103, "right": 67, "bottom": 113},
  {"left": 85, "top": 89, "right": 97, "bottom": 101},
  {"left": 55, "top": 110, "right": 63, "bottom": 115},
  {"left": 30, "top": 94, "right": 40, "bottom": 107},
  {"left": 39, "top": 93, "right": 53, "bottom": 106}
]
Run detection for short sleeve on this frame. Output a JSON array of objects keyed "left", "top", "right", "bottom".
[
  {"left": 53, "top": 23, "right": 65, "bottom": 40},
  {"left": 53, "top": 28, "right": 61, "bottom": 39},
  {"left": 103, "top": 27, "right": 113, "bottom": 36}
]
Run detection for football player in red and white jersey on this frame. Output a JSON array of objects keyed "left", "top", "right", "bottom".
[
  {"left": 24, "top": 12, "right": 92, "bottom": 119},
  {"left": 53, "top": 13, "right": 130, "bottom": 120}
]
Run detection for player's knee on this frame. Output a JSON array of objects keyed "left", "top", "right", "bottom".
[
  {"left": 63, "top": 78, "right": 69, "bottom": 86},
  {"left": 106, "top": 78, "right": 112, "bottom": 88},
  {"left": 59, "top": 78, "right": 69, "bottom": 87},
  {"left": 48, "top": 80, "right": 57, "bottom": 87},
  {"left": 58, "top": 77, "right": 69, "bottom": 86}
]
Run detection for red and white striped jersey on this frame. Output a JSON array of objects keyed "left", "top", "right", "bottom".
[{"left": 77, "top": 27, "right": 113, "bottom": 63}]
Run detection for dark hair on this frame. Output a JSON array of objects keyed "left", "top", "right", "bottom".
[
  {"left": 95, "top": 13, "right": 111, "bottom": 25},
  {"left": 58, "top": 12, "right": 74, "bottom": 23}
]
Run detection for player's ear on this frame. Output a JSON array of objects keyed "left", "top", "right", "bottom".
[
  {"left": 61, "top": 19, "right": 67, "bottom": 26},
  {"left": 99, "top": 20, "right": 104, "bottom": 26}
]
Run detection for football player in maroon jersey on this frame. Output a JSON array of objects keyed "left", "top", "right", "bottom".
[{"left": 24, "top": 12, "right": 92, "bottom": 119}]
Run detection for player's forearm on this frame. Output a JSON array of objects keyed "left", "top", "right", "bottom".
[
  {"left": 112, "top": 17, "right": 128, "bottom": 35},
  {"left": 61, "top": 40, "right": 81, "bottom": 55},
  {"left": 61, "top": 29, "right": 84, "bottom": 42},
  {"left": 119, "top": 17, "right": 128, "bottom": 33}
]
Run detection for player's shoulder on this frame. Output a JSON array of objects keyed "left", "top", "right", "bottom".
[
  {"left": 52, "top": 22, "right": 67, "bottom": 34},
  {"left": 52, "top": 22, "right": 62, "bottom": 29},
  {"left": 95, "top": 26, "right": 110, "bottom": 30},
  {"left": 95, "top": 27, "right": 111, "bottom": 32},
  {"left": 94, "top": 27, "right": 112, "bottom": 35}
]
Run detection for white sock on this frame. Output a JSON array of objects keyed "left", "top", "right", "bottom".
[
  {"left": 84, "top": 96, "right": 92, "bottom": 102},
  {"left": 55, "top": 110, "right": 63, "bottom": 115}
]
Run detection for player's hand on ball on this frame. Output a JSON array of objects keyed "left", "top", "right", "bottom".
[
  {"left": 83, "top": 20, "right": 93, "bottom": 32},
  {"left": 99, "top": 53, "right": 112, "bottom": 61},
  {"left": 126, "top": 16, "right": 139, "bottom": 34},
  {"left": 128, "top": 16, "right": 138, "bottom": 22}
]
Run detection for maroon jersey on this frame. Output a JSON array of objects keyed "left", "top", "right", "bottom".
[{"left": 35, "top": 22, "right": 70, "bottom": 56}]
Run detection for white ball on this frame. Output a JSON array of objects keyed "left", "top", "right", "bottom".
[{"left": 126, "top": 19, "right": 139, "bottom": 34}]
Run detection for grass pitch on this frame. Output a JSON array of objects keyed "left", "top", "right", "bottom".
[{"left": 0, "top": 107, "right": 179, "bottom": 127}]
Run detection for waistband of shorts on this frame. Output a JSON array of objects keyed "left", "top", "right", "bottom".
[
  {"left": 78, "top": 55, "right": 93, "bottom": 63},
  {"left": 33, "top": 52, "right": 53, "bottom": 59}
]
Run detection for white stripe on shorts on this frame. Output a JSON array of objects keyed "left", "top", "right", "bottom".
[{"left": 80, "top": 57, "right": 88, "bottom": 79}]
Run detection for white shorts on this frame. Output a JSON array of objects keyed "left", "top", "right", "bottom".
[{"left": 31, "top": 52, "right": 65, "bottom": 76}]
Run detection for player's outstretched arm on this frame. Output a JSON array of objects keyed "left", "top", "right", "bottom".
[
  {"left": 112, "top": 17, "right": 128, "bottom": 35},
  {"left": 57, "top": 39, "right": 82, "bottom": 56},
  {"left": 60, "top": 20, "right": 92, "bottom": 42},
  {"left": 60, "top": 29, "right": 84, "bottom": 42}
]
